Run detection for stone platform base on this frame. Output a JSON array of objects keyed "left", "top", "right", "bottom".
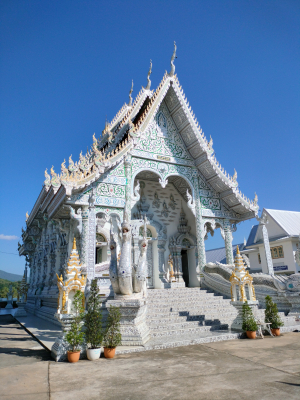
[
  {"left": 230, "top": 301, "right": 259, "bottom": 330},
  {"left": 106, "top": 297, "right": 150, "bottom": 346},
  {"left": 51, "top": 313, "right": 86, "bottom": 362},
  {"left": 14, "top": 302, "right": 27, "bottom": 317}
]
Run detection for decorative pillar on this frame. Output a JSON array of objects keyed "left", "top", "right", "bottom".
[
  {"left": 80, "top": 205, "right": 89, "bottom": 268},
  {"left": 29, "top": 256, "right": 37, "bottom": 293},
  {"left": 224, "top": 219, "right": 234, "bottom": 265},
  {"left": 36, "top": 254, "right": 42, "bottom": 287},
  {"left": 157, "top": 239, "right": 167, "bottom": 284},
  {"left": 124, "top": 154, "right": 132, "bottom": 220},
  {"left": 42, "top": 254, "right": 48, "bottom": 286},
  {"left": 49, "top": 253, "right": 56, "bottom": 285},
  {"left": 86, "top": 189, "right": 96, "bottom": 281},
  {"left": 256, "top": 214, "right": 274, "bottom": 276},
  {"left": 194, "top": 178, "right": 206, "bottom": 278}
]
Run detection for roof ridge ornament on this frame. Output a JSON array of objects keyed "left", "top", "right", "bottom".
[
  {"left": 232, "top": 169, "right": 238, "bottom": 183},
  {"left": 169, "top": 41, "right": 177, "bottom": 77},
  {"left": 145, "top": 60, "right": 152, "bottom": 90},
  {"left": 128, "top": 80, "right": 134, "bottom": 106}
]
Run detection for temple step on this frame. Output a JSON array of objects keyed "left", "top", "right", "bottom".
[
  {"left": 146, "top": 288, "right": 239, "bottom": 339},
  {"left": 150, "top": 324, "right": 229, "bottom": 338},
  {"left": 147, "top": 312, "right": 238, "bottom": 324}
]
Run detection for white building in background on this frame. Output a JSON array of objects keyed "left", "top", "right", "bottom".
[{"left": 241, "top": 209, "right": 300, "bottom": 274}]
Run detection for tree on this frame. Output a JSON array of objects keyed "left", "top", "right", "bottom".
[
  {"left": 265, "top": 295, "right": 283, "bottom": 329},
  {"left": 84, "top": 278, "right": 103, "bottom": 349},
  {"left": 103, "top": 305, "right": 122, "bottom": 349},
  {"left": 242, "top": 302, "right": 258, "bottom": 332},
  {"left": 65, "top": 290, "right": 85, "bottom": 352}
]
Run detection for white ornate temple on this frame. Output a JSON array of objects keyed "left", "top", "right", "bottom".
[{"left": 19, "top": 44, "right": 264, "bottom": 330}]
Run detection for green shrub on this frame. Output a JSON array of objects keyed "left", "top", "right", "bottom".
[
  {"left": 84, "top": 279, "right": 103, "bottom": 349},
  {"left": 65, "top": 290, "right": 85, "bottom": 352},
  {"left": 265, "top": 295, "right": 283, "bottom": 329},
  {"left": 103, "top": 305, "right": 122, "bottom": 349},
  {"left": 242, "top": 301, "right": 258, "bottom": 332}
]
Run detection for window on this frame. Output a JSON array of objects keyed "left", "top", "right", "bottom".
[
  {"left": 270, "top": 245, "right": 284, "bottom": 259},
  {"left": 258, "top": 254, "right": 261, "bottom": 264}
]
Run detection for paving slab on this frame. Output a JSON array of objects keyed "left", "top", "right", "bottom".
[
  {"left": 205, "top": 332, "right": 300, "bottom": 375},
  {"left": 1, "top": 314, "right": 300, "bottom": 400},
  {"left": 0, "top": 315, "right": 51, "bottom": 399}
]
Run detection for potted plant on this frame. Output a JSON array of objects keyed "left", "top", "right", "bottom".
[
  {"left": 265, "top": 295, "right": 283, "bottom": 336},
  {"left": 84, "top": 278, "right": 103, "bottom": 361},
  {"left": 242, "top": 301, "right": 258, "bottom": 339},
  {"left": 103, "top": 305, "right": 122, "bottom": 358},
  {"left": 65, "top": 290, "right": 85, "bottom": 363}
]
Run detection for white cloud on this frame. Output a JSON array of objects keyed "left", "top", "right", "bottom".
[{"left": 0, "top": 234, "right": 19, "bottom": 240}]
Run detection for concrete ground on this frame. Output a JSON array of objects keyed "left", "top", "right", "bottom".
[{"left": 0, "top": 315, "right": 299, "bottom": 400}]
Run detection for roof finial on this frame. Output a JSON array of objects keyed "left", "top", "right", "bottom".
[
  {"left": 236, "top": 245, "right": 240, "bottom": 255},
  {"left": 233, "top": 169, "right": 238, "bottom": 183},
  {"left": 128, "top": 80, "right": 134, "bottom": 106},
  {"left": 253, "top": 192, "right": 258, "bottom": 206},
  {"left": 145, "top": 60, "right": 152, "bottom": 90},
  {"left": 72, "top": 237, "right": 77, "bottom": 250},
  {"left": 169, "top": 41, "right": 177, "bottom": 77}
]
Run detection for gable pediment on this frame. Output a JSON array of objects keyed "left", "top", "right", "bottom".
[{"left": 134, "top": 99, "right": 195, "bottom": 166}]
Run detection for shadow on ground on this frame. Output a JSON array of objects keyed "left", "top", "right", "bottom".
[{"left": 0, "top": 314, "right": 51, "bottom": 361}]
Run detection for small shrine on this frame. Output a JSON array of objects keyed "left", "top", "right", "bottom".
[
  {"left": 230, "top": 245, "right": 258, "bottom": 330},
  {"left": 56, "top": 238, "right": 86, "bottom": 314},
  {"left": 230, "top": 246, "right": 256, "bottom": 302}
]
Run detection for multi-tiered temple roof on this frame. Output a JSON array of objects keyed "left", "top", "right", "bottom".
[{"left": 25, "top": 44, "right": 259, "bottom": 230}]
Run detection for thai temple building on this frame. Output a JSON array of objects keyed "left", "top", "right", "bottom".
[{"left": 19, "top": 44, "right": 300, "bottom": 352}]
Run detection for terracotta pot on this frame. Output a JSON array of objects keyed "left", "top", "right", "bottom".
[
  {"left": 271, "top": 328, "right": 280, "bottom": 336},
  {"left": 87, "top": 348, "right": 101, "bottom": 361},
  {"left": 104, "top": 347, "right": 116, "bottom": 359},
  {"left": 67, "top": 351, "right": 81, "bottom": 363},
  {"left": 246, "top": 331, "right": 256, "bottom": 339}
]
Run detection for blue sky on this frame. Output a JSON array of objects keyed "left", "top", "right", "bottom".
[{"left": 1, "top": 0, "right": 299, "bottom": 274}]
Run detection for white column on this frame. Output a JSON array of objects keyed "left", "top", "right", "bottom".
[
  {"left": 257, "top": 214, "right": 274, "bottom": 275},
  {"left": 87, "top": 189, "right": 96, "bottom": 281},
  {"left": 194, "top": 178, "right": 206, "bottom": 279},
  {"left": 224, "top": 219, "right": 234, "bottom": 265}
]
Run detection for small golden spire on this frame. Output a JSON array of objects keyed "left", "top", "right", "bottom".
[
  {"left": 72, "top": 237, "right": 76, "bottom": 250},
  {"left": 236, "top": 245, "right": 240, "bottom": 255}
]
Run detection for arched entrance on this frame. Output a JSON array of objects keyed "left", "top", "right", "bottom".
[{"left": 131, "top": 170, "right": 198, "bottom": 288}]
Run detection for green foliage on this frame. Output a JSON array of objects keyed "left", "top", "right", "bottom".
[
  {"left": 265, "top": 295, "right": 283, "bottom": 329},
  {"left": 0, "top": 278, "right": 20, "bottom": 299},
  {"left": 242, "top": 302, "right": 258, "bottom": 332},
  {"left": 65, "top": 290, "right": 85, "bottom": 352},
  {"left": 103, "top": 305, "right": 122, "bottom": 349},
  {"left": 84, "top": 279, "right": 103, "bottom": 349}
]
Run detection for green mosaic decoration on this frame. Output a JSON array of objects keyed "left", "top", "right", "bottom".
[
  {"left": 96, "top": 183, "right": 125, "bottom": 198},
  {"left": 200, "top": 197, "right": 221, "bottom": 211},
  {"left": 135, "top": 105, "right": 193, "bottom": 162}
]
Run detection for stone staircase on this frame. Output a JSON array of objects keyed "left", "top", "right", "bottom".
[
  {"left": 144, "top": 288, "right": 240, "bottom": 348},
  {"left": 133, "top": 287, "right": 300, "bottom": 352}
]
